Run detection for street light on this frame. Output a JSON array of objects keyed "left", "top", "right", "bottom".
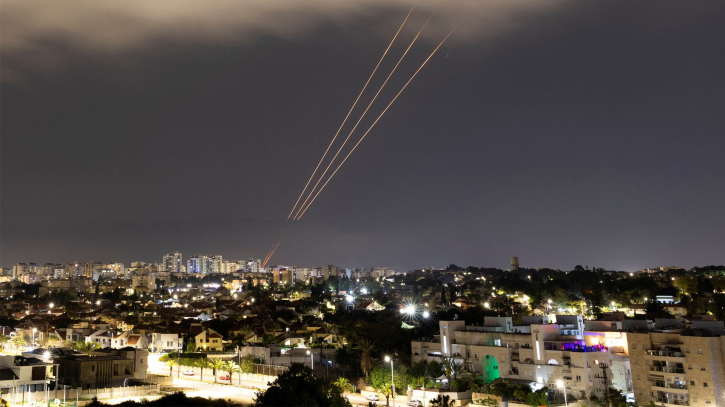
[
  {"left": 556, "top": 380, "right": 568, "bottom": 406},
  {"left": 384, "top": 356, "right": 395, "bottom": 407},
  {"left": 307, "top": 350, "right": 314, "bottom": 371},
  {"left": 483, "top": 302, "right": 490, "bottom": 309},
  {"left": 422, "top": 311, "right": 430, "bottom": 319}
]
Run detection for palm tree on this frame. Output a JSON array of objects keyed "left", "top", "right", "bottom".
[
  {"left": 194, "top": 358, "right": 210, "bottom": 381},
  {"left": 334, "top": 377, "right": 353, "bottom": 393},
  {"left": 224, "top": 361, "right": 241, "bottom": 385},
  {"left": 355, "top": 338, "right": 376, "bottom": 378},
  {"left": 166, "top": 359, "right": 177, "bottom": 377},
  {"left": 74, "top": 341, "right": 100, "bottom": 356},
  {"left": 210, "top": 358, "right": 225, "bottom": 383},
  {"left": 440, "top": 356, "right": 455, "bottom": 383}
]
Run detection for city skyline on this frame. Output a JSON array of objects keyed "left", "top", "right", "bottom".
[{"left": 2, "top": 0, "right": 725, "bottom": 272}]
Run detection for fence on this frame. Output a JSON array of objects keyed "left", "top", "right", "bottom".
[
  {"left": 252, "top": 364, "right": 288, "bottom": 376},
  {"left": 7, "top": 384, "right": 160, "bottom": 406}
]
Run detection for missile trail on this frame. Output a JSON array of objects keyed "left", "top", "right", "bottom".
[
  {"left": 295, "top": 23, "right": 461, "bottom": 220},
  {"left": 292, "top": 14, "right": 434, "bottom": 221},
  {"left": 263, "top": 228, "right": 291, "bottom": 266},
  {"left": 285, "top": 6, "right": 416, "bottom": 220}
]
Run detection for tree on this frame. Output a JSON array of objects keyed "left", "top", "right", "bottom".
[
  {"left": 74, "top": 341, "right": 99, "bottom": 356},
  {"left": 166, "top": 359, "right": 177, "bottom": 376},
  {"left": 430, "top": 395, "right": 455, "bottom": 407},
  {"left": 209, "top": 358, "right": 225, "bottom": 383},
  {"left": 194, "top": 358, "right": 210, "bottom": 381},
  {"left": 11, "top": 336, "right": 27, "bottom": 349},
  {"left": 334, "top": 377, "right": 354, "bottom": 393},
  {"left": 254, "top": 363, "right": 351, "bottom": 407},
  {"left": 240, "top": 355, "right": 255, "bottom": 374},
  {"left": 186, "top": 341, "right": 197, "bottom": 353},
  {"left": 222, "top": 361, "right": 240, "bottom": 385},
  {"left": 369, "top": 364, "right": 407, "bottom": 406},
  {"left": 355, "top": 338, "right": 376, "bottom": 378}
]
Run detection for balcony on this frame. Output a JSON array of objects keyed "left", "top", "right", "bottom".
[
  {"left": 650, "top": 366, "right": 685, "bottom": 374},
  {"left": 651, "top": 382, "right": 688, "bottom": 394},
  {"left": 655, "top": 398, "right": 689, "bottom": 406},
  {"left": 646, "top": 350, "right": 683, "bottom": 357}
]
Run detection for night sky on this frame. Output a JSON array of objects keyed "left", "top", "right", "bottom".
[{"left": 2, "top": 0, "right": 724, "bottom": 271}]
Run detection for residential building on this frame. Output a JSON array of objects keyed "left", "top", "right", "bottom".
[
  {"left": 0, "top": 354, "right": 57, "bottom": 396},
  {"left": 163, "top": 252, "right": 182, "bottom": 273},
  {"left": 56, "top": 349, "right": 148, "bottom": 389},
  {"left": 187, "top": 255, "right": 209, "bottom": 274},
  {"left": 627, "top": 319, "right": 725, "bottom": 407},
  {"left": 411, "top": 316, "right": 630, "bottom": 400}
]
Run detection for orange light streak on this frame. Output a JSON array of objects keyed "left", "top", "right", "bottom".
[
  {"left": 285, "top": 6, "right": 416, "bottom": 220},
  {"left": 295, "top": 23, "right": 461, "bottom": 220},
  {"left": 292, "top": 13, "right": 434, "bottom": 221}
]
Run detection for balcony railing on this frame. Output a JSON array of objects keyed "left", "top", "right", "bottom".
[
  {"left": 650, "top": 366, "right": 685, "bottom": 374},
  {"left": 655, "top": 398, "right": 689, "bottom": 406},
  {"left": 652, "top": 382, "right": 688, "bottom": 390},
  {"left": 646, "top": 350, "right": 684, "bottom": 357}
]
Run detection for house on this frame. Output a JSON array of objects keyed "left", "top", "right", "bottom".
[
  {"left": 0, "top": 355, "right": 57, "bottom": 395},
  {"left": 86, "top": 330, "right": 114, "bottom": 349},
  {"left": 189, "top": 324, "right": 223, "bottom": 351},
  {"left": 110, "top": 331, "right": 149, "bottom": 349}
]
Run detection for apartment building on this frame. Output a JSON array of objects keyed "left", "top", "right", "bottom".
[
  {"left": 411, "top": 316, "right": 631, "bottom": 401},
  {"left": 627, "top": 319, "right": 725, "bottom": 407}
]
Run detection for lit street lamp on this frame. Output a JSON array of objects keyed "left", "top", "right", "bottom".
[
  {"left": 384, "top": 356, "right": 395, "bottom": 407},
  {"left": 556, "top": 380, "right": 567, "bottom": 406}
]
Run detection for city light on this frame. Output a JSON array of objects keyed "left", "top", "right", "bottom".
[
  {"left": 346, "top": 295, "right": 354, "bottom": 303},
  {"left": 422, "top": 310, "right": 430, "bottom": 318}
]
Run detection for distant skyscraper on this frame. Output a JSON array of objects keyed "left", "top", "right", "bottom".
[
  {"left": 245, "top": 258, "right": 261, "bottom": 274},
  {"left": 510, "top": 256, "right": 520, "bottom": 271},
  {"left": 209, "top": 255, "right": 223, "bottom": 274},
  {"left": 163, "top": 252, "right": 183, "bottom": 273},
  {"left": 187, "top": 255, "right": 208, "bottom": 274}
]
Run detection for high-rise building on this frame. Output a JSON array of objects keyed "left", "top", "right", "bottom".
[
  {"left": 245, "top": 259, "right": 261, "bottom": 274},
  {"left": 163, "top": 252, "right": 183, "bottom": 273},
  {"left": 209, "top": 255, "right": 223, "bottom": 274},
  {"left": 510, "top": 256, "right": 520, "bottom": 271},
  {"left": 187, "top": 255, "right": 209, "bottom": 274}
]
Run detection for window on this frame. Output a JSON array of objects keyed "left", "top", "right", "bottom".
[
  {"left": 631, "top": 344, "right": 636, "bottom": 349},
  {"left": 650, "top": 392, "right": 654, "bottom": 397},
  {"left": 92, "top": 365, "right": 95, "bottom": 372},
  {"left": 636, "top": 375, "right": 641, "bottom": 380},
  {"left": 688, "top": 364, "right": 692, "bottom": 370},
  {"left": 706, "top": 401, "right": 711, "bottom": 404},
  {"left": 690, "top": 380, "right": 695, "bottom": 386},
  {"left": 576, "top": 375, "right": 581, "bottom": 381},
  {"left": 701, "top": 366, "right": 706, "bottom": 371},
  {"left": 703, "top": 382, "right": 708, "bottom": 387},
  {"left": 698, "top": 348, "right": 703, "bottom": 354}
]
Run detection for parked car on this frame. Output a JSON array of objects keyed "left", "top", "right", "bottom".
[
  {"left": 219, "top": 375, "right": 230, "bottom": 380},
  {"left": 183, "top": 370, "right": 194, "bottom": 376},
  {"left": 406, "top": 400, "right": 422, "bottom": 407},
  {"left": 366, "top": 394, "right": 380, "bottom": 402}
]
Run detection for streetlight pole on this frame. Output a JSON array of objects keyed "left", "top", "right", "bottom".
[
  {"left": 307, "top": 350, "right": 314, "bottom": 371},
  {"left": 556, "top": 380, "right": 567, "bottom": 406},
  {"left": 385, "top": 356, "right": 394, "bottom": 407}
]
